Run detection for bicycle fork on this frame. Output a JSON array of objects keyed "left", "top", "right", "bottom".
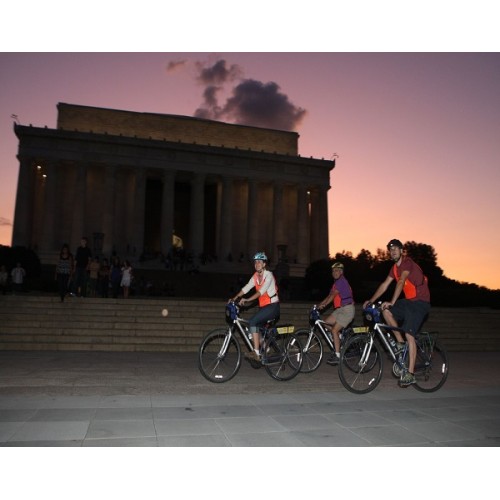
[
  {"left": 359, "top": 336, "right": 374, "bottom": 369},
  {"left": 217, "top": 328, "right": 234, "bottom": 358}
]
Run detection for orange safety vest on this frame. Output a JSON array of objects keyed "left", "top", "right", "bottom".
[
  {"left": 253, "top": 272, "right": 278, "bottom": 307},
  {"left": 393, "top": 262, "right": 428, "bottom": 300}
]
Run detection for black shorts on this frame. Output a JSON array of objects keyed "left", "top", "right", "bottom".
[{"left": 390, "top": 299, "right": 430, "bottom": 336}]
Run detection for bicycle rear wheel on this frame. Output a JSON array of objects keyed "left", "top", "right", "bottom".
[
  {"left": 264, "top": 333, "right": 303, "bottom": 381},
  {"left": 295, "top": 328, "right": 323, "bottom": 373},
  {"left": 339, "top": 334, "right": 383, "bottom": 394},
  {"left": 198, "top": 328, "right": 241, "bottom": 383},
  {"left": 413, "top": 334, "right": 449, "bottom": 392}
]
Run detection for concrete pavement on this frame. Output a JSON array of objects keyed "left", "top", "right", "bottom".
[{"left": 0, "top": 350, "right": 499, "bottom": 446}]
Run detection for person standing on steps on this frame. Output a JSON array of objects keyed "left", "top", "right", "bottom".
[
  {"left": 72, "top": 237, "right": 92, "bottom": 297},
  {"left": 55, "top": 243, "right": 74, "bottom": 302}
]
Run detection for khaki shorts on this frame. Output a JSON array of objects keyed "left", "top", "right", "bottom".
[{"left": 330, "top": 304, "right": 355, "bottom": 328}]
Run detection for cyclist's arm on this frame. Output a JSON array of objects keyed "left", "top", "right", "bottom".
[
  {"left": 318, "top": 291, "right": 336, "bottom": 309},
  {"left": 387, "top": 269, "right": 409, "bottom": 306},
  {"left": 230, "top": 278, "right": 254, "bottom": 302},
  {"left": 365, "top": 275, "right": 393, "bottom": 306}
]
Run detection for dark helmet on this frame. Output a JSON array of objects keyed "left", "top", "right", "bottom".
[
  {"left": 387, "top": 239, "right": 403, "bottom": 250},
  {"left": 253, "top": 251, "right": 268, "bottom": 262}
]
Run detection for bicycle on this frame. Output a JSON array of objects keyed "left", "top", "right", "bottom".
[
  {"left": 338, "top": 302, "right": 449, "bottom": 394},
  {"left": 198, "top": 301, "right": 303, "bottom": 383},
  {"left": 295, "top": 305, "right": 370, "bottom": 373}
]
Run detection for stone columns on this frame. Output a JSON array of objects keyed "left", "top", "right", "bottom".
[
  {"left": 272, "top": 181, "right": 285, "bottom": 262},
  {"left": 40, "top": 162, "right": 57, "bottom": 255},
  {"left": 160, "top": 170, "right": 175, "bottom": 256},
  {"left": 189, "top": 173, "right": 205, "bottom": 261},
  {"left": 309, "top": 187, "right": 329, "bottom": 262},
  {"left": 102, "top": 166, "right": 116, "bottom": 256},
  {"left": 219, "top": 176, "right": 233, "bottom": 260},
  {"left": 12, "top": 157, "right": 36, "bottom": 248},
  {"left": 132, "top": 168, "right": 146, "bottom": 257},
  {"left": 297, "top": 185, "right": 310, "bottom": 265},
  {"left": 71, "top": 162, "right": 87, "bottom": 252},
  {"left": 246, "top": 179, "right": 258, "bottom": 257}
]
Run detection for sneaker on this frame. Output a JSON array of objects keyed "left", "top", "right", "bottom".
[
  {"left": 326, "top": 353, "right": 340, "bottom": 366},
  {"left": 395, "top": 342, "right": 405, "bottom": 354},
  {"left": 399, "top": 372, "right": 416, "bottom": 387},
  {"left": 244, "top": 351, "right": 261, "bottom": 362}
]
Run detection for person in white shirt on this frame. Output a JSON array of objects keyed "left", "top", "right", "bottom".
[
  {"left": 11, "top": 262, "right": 26, "bottom": 293},
  {"left": 230, "top": 252, "right": 280, "bottom": 362}
]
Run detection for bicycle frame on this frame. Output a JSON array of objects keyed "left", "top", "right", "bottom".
[
  {"left": 303, "top": 306, "right": 362, "bottom": 351},
  {"left": 358, "top": 312, "right": 435, "bottom": 374},
  {"left": 303, "top": 318, "right": 335, "bottom": 351},
  {"left": 199, "top": 301, "right": 303, "bottom": 383},
  {"left": 223, "top": 302, "right": 284, "bottom": 359},
  {"left": 339, "top": 303, "right": 448, "bottom": 394}
]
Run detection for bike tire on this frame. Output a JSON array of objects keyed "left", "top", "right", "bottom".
[
  {"left": 264, "top": 333, "right": 303, "bottom": 381},
  {"left": 413, "top": 335, "right": 449, "bottom": 393},
  {"left": 295, "top": 328, "right": 323, "bottom": 373},
  {"left": 198, "top": 328, "right": 241, "bottom": 383},
  {"left": 339, "top": 334, "right": 384, "bottom": 394},
  {"left": 342, "top": 331, "right": 379, "bottom": 373}
]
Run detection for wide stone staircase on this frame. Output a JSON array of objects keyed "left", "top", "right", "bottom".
[{"left": 0, "top": 295, "right": 499, "bottom": 352}]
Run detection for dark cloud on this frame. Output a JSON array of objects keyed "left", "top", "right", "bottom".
[
  {"left": 222, "top": 79, "right": 306, "bottom": 131},
  {"left": 195, "top": 59, "right": 242, "bottom": 86},
  {"left": 0, "top": 217, "right": 12, "bottom": 227},
  {"left": 193, "top": 60, "right": 306, "bottom": 131},
  {"left": 166, "top": 60, "right": 187, "bottom": 73}
]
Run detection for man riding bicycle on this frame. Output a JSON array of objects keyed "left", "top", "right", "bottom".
[
  {"left": 317, "top": 262, "right": 355, "bottom": 366},
  {"left": 363, "top": 239, "right": 430, "bottom": 387}
]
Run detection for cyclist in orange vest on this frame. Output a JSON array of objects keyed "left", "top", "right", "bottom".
[
  {"left": 363, "top": 239, "right": 431, "bottom": 387},
  {"left": 317, "top": 262, "right": 355, "bottom": 365},
  {"left": 230, "top": 252, "right": 280, "bottom": 362}
]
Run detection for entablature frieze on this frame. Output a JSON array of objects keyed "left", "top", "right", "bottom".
[{"left": 15, "top": 124, "right": 333, "bottom": 189}]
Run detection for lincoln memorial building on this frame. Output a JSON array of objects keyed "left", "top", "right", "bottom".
[{"left": 12, "top": 103, "right": 334, "bottom": 275}]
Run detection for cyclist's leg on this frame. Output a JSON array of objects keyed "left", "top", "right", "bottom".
[
  {"left": 394, "top": 300, "right": 431, "bottom": 385},
  {"left": 326, "top": 305, "right": 355, "bottom": 364},
  {"left": 382, "top": 306, "right": 405, "bottom": 343},
  {"left": 247, "top": 303, "right": 280, "bottom": 354},
  {"left": 332, "top": 305, "right": 355, "bottom": 352},
  {"left": 323, "top": 312, "right": 339, "bottom": 364}
]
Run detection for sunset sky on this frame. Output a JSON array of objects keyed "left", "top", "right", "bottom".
[
  {"left": 0, "top": 3, "right": 497, "bottom": 490},
  {"left": 0, "top": 52, "right": 499, "bottom": 290}
]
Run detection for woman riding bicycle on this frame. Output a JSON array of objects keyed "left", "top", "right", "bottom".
[{"left": 230, "top": 252, "right": 280, "bottom": 362}]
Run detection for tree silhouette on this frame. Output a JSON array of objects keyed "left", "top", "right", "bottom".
[{"left": 303, "top": 241, "right": 500, "bottom": 308}]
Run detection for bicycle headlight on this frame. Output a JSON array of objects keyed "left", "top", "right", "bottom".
[
  {"left": 309, "top": 307, "right": 320, "bottom": 325},
  {"left": 363, "top": 307, "right": 381, "bottom": 323},
  {"left": 225, "top": 302, "right": 239, "bottom": 323}
]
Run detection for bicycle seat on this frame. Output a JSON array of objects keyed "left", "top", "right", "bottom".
[{"left": 264, "top": 317, "right": 279, "bottom": 328}]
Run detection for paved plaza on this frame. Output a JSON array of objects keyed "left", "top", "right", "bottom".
[{"left": 0, "top": 350, "right": 499, "bottom": 447}]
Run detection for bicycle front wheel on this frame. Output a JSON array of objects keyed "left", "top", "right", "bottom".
[
  {"left": 413, "top": 336, "right": 449, "bottom": 393},
  {"left": 198, "top": 328, "right": 241, "bottom": 383},
  {"left": 339, "top": 334, "right": 383, "bottom": 394},
  {"left": 264, "top": 333, "right": 303, "bottom": 381},
  {"left": 295, "top": 328, "right": 323, "bottom": 373}
]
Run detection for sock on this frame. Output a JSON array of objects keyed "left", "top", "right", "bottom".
[
  {"left": 254, "top": 349, "right": 259, "bottom": 355},
  {"left": 335, "top": 352, "right": 340, "bottom": 358}
]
